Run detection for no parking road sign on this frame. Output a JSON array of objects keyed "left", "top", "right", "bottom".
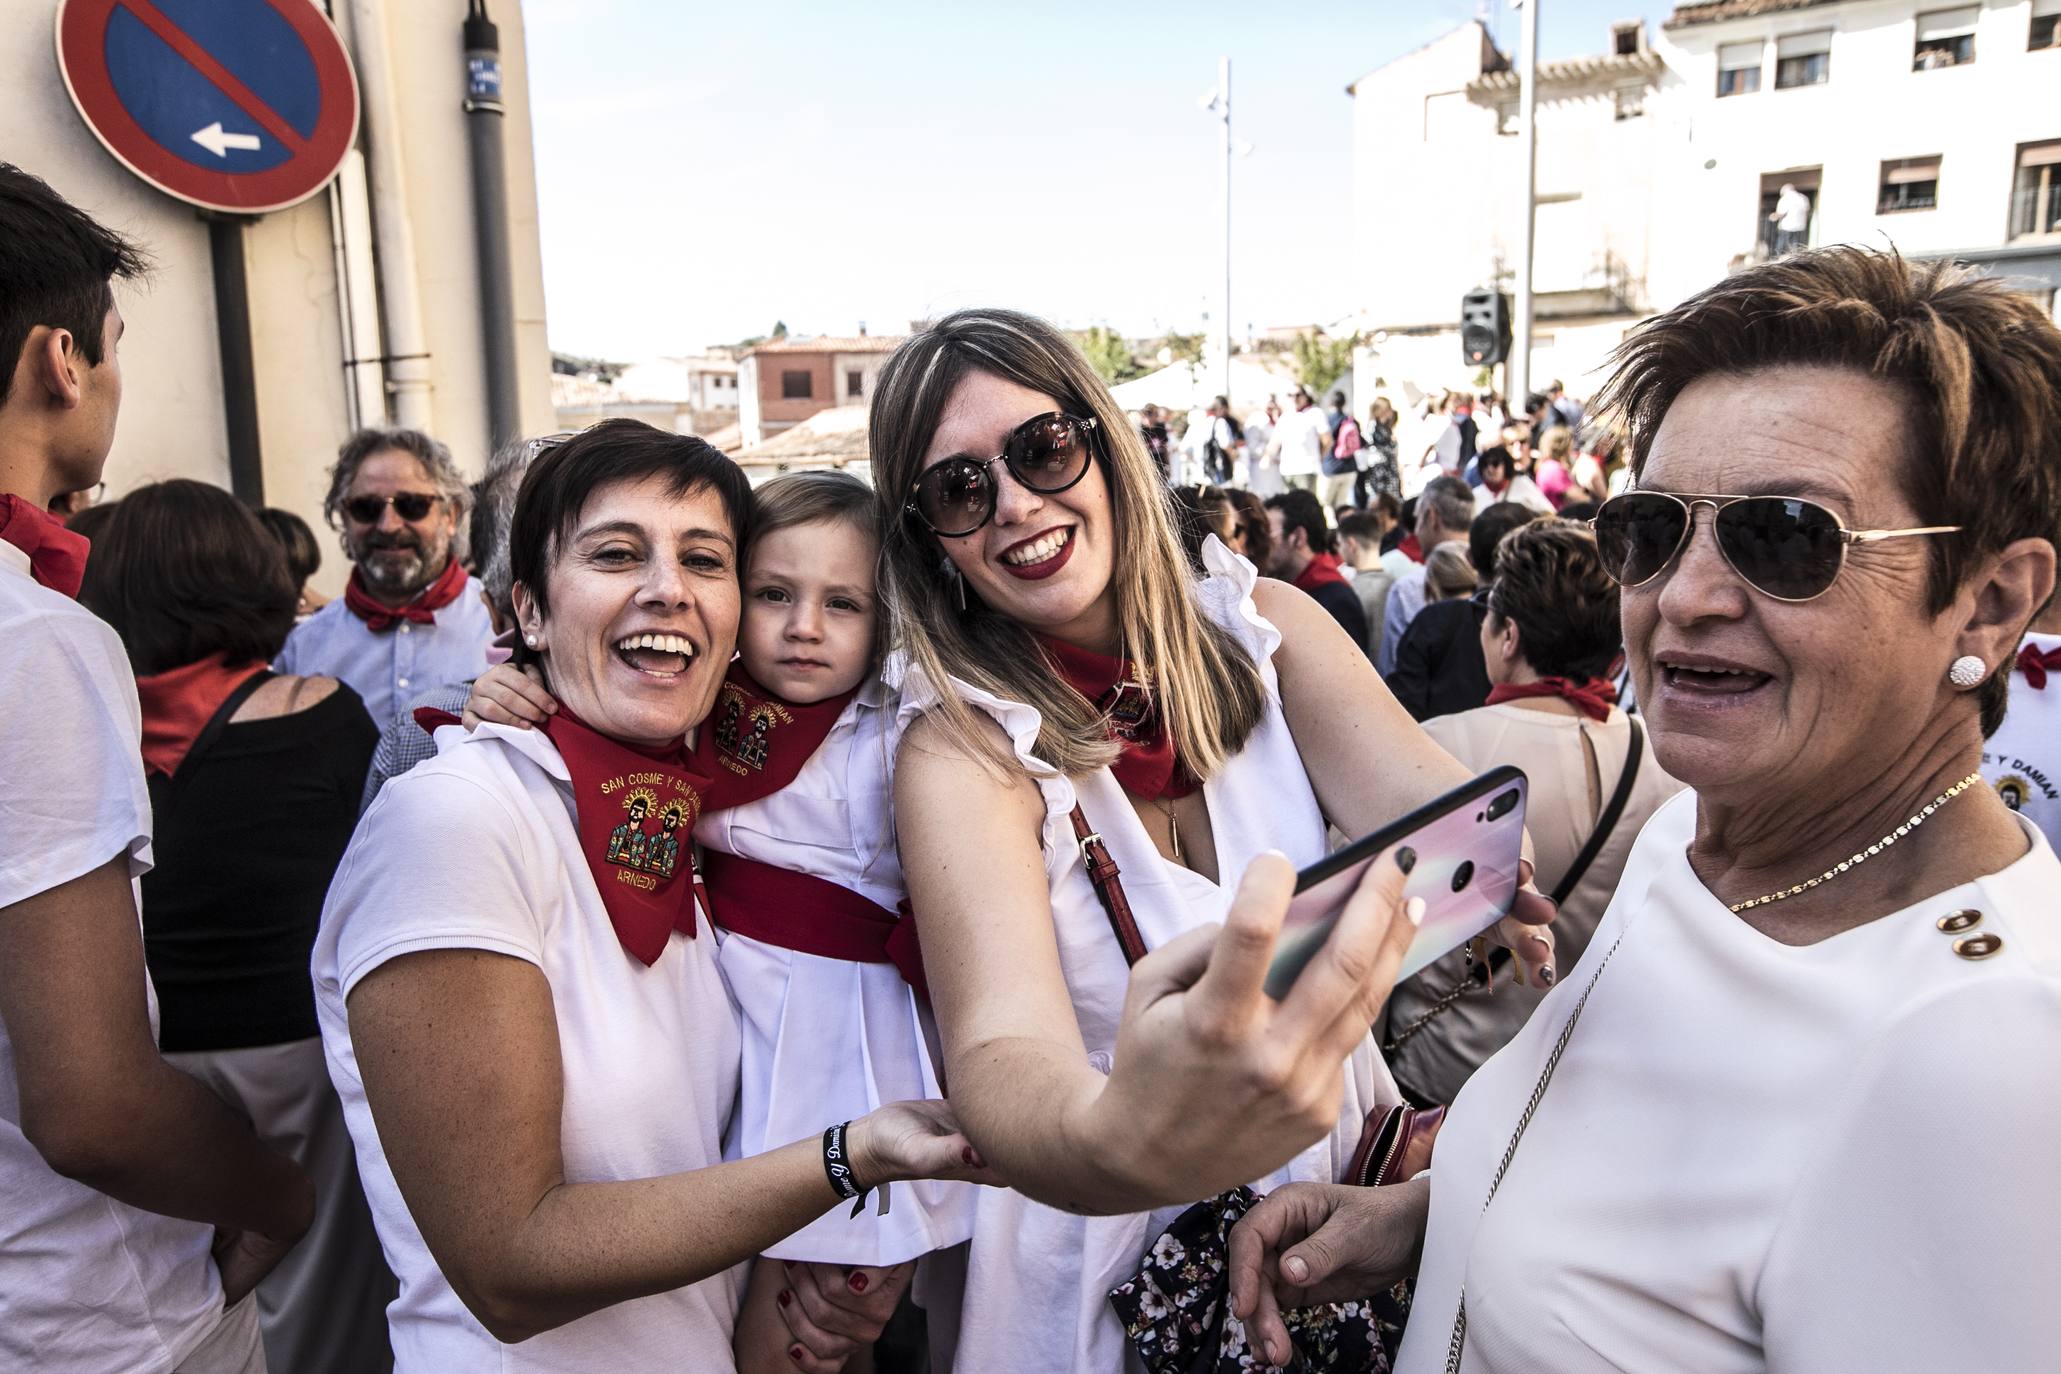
[{"left": 56, "top": 0, "right": 359, "bottom": 215}]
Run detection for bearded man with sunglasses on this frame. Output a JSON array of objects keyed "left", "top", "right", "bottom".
[
  {"left": 276, "top": 428, "right": 494, "bottom": 729},
  {"left": 1228, "top": 246, "right": 2061, "bottom": 1374}
]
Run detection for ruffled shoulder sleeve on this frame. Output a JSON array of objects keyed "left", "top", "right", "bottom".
[
  {"left": 1195, "top": 534, "right": 1284, "bottom": 675},
  {"left": 886, "top": 649, "right": 1078, "bottom": 823}
]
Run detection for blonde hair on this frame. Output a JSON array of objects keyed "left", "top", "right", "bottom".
[
  {"left": 1540, "top": 426, "right": 1574, "bottom": 462},
  {"left": 1424, "top": 541, "right": 1479, "bottom": 602},
  {"left": 871, "top": 308, "right": 1268, "bottom": 780},
  {"left": 753, "top": 469, "right": 875, "bottom": 543}
]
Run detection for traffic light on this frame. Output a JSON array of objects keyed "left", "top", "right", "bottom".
[{"left": 1461, "top": 289, "right": 1512, "bottom": 368}]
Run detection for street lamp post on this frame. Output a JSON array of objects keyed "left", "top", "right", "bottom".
[
  {"left": 1511, "top": 0, "right": 1540, "bottom": 411},
  {"left": 1203, "top": 59, "right": 1232, "bottom": 406}
]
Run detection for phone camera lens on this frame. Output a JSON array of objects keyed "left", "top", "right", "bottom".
[
  {"left": 1452, "top": 860, "right": 1475, "bottom": 893},
  {"left": 1486, "top": 789, "right": 1519, "bottom": 822},
  {"left": 1395, "top": 846, "right": 1418, "bottom": 875}
]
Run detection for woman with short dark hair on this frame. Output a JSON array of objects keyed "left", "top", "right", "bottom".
[
  {"left": 80, "top": 478, "right": 391, "bottom": 1374},
  {"left": 257, "top": 505, "right": 328, "bottom": 619}
]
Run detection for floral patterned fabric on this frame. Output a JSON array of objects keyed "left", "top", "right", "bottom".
[{"left": 1109, "top": 1186, "right": 1409, "bottom": 1373}]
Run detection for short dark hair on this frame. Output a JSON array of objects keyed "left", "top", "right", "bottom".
[
  {"left": 79, "top": 480, "right": 296, "bottom": 675},
  {"left": 1470, "top": 500, "right": 1540, "bottom": 580},
  {"left": 1336, "top": 510, "right": 1383, "bottom": 546},
  {"left": 1329, "top": 391, "right": 1347, "bottom": 407},
  {"left": 1556, "top": 498, "right": 1600, "bottom": 523},
  {"left": 1369, "top": 491, "right": 1402, "bottom": 524},
  {"left": 0, "top": 164, "right": 147, "bottom": 406},
  {"left": 1486, "top": 518, "right": 1621, "bottom": 679},
  {"left": 1264, "top": 488, "right": 1333, "bottom": 555},
  {"left": 1477, "top": 445, "right": 1513, "bottom": 478},
  {"left": 256, "top": 507, "right": 322, "bottom": 587},
  {"left": 1418, "top": 476, "right": 1475, "bottom": 537},
  {"left": 508, "top": 418, "right": 754, "bottom": 627}
]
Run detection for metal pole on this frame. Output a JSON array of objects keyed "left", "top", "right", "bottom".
[
  {"left": 1511, "top": 0, "right": 1540, "bottom": 412},
  {"left": 465, "top": 0, "right": 520, "bottom": 450},
  {"left": 207, "top": 216, "right": 265, "bottom": 504},
  {"left": 1220, "top": 56, "right": 1232, "bottom": 404}
]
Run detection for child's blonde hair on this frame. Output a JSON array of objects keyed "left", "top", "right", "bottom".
[{"left": 751, "top": 470, "right": 876, "bottom": 543}]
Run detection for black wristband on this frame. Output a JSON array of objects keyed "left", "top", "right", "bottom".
[{"left": 823, "top": 1121, "right": 863, "bottom": 1199}]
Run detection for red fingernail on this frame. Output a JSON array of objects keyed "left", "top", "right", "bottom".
[
  {"left": 777, "top": 1289, "right": 791, "bottom": 1308},
  {"left": 848, "top": 1271, "right": 868, "bottom": 1293},
  {"left": 961, "top": 1145, "right": 975, "bottom": 1165},
  {"left": 788, "top": 1346, "right": 804, "bottom": 1364}
]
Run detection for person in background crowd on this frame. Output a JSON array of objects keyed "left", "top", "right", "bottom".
[
  {"left": 1385, "top": 519, "right": 1684, "bottom": 1105},
  {"left": 1266, "top": 385, "right": 1330, "bottom": 494},
  {"left": 1534, "top": 427, "right": 1577, "bottom": 509},
  {"left": 1266, "top": 486, "right": 1371, "bottom": 652},
  {"left": 60, "top": 489, "right": 117, "bottom": 546},
  {"left": 1570, "top": 424, "right": 1616, "bottom": 505},
  {"left": 1427, "top": 392, "right": 1476, "bottom": 477},
  {"left": 1136, "top": 405, "right": 1171, "bottom": 481},
  {"left": 357, "top": 434, "right": 552, "bottom": 811},
  {"left": 1388, "top": 502, "right": 1537, "bottom": 722},
  {"left": 1539, "top": 379, "right": 1584, "bottom": 436},
  {"left": 1474, "top": 445, "right": 1554, "bottom": 516},
  {"left": 1356, "top": 396, "right": 1402, "bottom": 507},
  {"left": 1196, "top": 394, "right": 1244, "bottom": 486},
  {"left": 1170, "top": 481, "right": 1237, "bottom": 574},
  {"left": 1321, "top": 389, "right": 1361, "bottom": 512},
  {"left": 0, "top": 160, "right": 312, "bottom": 1374},
  {"left": 1982, "top": 598, "right": 2061, "bottom": 851},
  {"left": 1378, "top": 475, "right": 1475, "bottom": 674},
  {"left": 81, "top": 480, "right": 392, "bottom": 1374},
  {"left": 1225, "top": 486, "right": 1274, "bottom": 570},
  {"left": 1768, "top": 181, "right": 1812, "bottom": 254},
  {"left": 1231, "top": 245, "right": 2061, "bottom": 1374},
  {"left": 1337, "top": 509, "right": 1397, "bottom": 653},
  {"left": 275, "top": 428, "right": 494, "bottom": 730},
  {"left": 257, "top": 506, "right": 330, "bottom": 620},
  {"left": 1242, "top": 396, "right": 1282, "bottom": 496}
]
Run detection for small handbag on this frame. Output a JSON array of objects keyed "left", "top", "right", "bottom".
[{"left": 1069, "top": 808, "right": 1414, "bottom": 1373}]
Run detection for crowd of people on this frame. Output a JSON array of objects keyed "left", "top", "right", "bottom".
[{"left": 6, "top": 155, "right": 2061, "bottom": 1374}]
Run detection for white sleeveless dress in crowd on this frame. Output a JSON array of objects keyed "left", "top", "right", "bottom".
[
  {"left": 893, "top": 537, "right": 1400, "bottom": 1372},
  {"left": 699, "top": 676, "right": 975, "bottom": 1265}
]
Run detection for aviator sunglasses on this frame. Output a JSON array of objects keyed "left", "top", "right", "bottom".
[
  {"left": 1590, "top": 491, "right": 1961, "bottom": 603},
  {"left": 906, "top": 412, "right": 1099, "bottom": 537},
  {"left": 343, "top": 491, "right": 445, "bottom": 525}
]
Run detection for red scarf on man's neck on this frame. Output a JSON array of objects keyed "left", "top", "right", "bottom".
[
  {"left": 2017, "top": 640, "right": 2061, "bottom": 690},
  {"left": 1291, "top": 551, "right": 1350, "bottom": 592},
  {"left": 0, "top": 494, "right": 90, "bottom": 598},
  {"left": 691, "top": 662, "right": 858, "bottom": 811},
  {"left": 1037, "top": 635, "right": 1195, "bottom": 800},
  {"left": 1486, "top": 675, "right": 1619, "bottom": 722},
  {"left": 135, "top": 654, "right": 267, "bottom": 777},
  {"left": 343, "top": 556, "right": 467, "bottom": 632}
]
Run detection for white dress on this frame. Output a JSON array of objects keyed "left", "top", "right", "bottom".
[
  {"left": 1982, "top": 629, "right": 2061, "bottom": 853},
  {"left": 1397, "top": 789, "right": 2061, "bottom": 1373},
  {"left": 699, "top": 677, "right": 974, "bottom": 1265},
  {"left": 894, "top": 538, "right": 1398, "bottom": 1372}
]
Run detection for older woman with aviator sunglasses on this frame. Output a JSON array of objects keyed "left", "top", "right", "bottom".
[
  {"left": 875, "top": 309, "right": 1556, "bottom": 1372},
  {"left": 1227, "top": 247, "right": 2061, "bottom": 1373}
]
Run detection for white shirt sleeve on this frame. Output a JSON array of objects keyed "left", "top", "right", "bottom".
[
  {"left": 0, "top": 607, "right": 153, "bottom": 907},
  {"left": 1758, "top": 975, "right": 2061, "bottom": 1372}
]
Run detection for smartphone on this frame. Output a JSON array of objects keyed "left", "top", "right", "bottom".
[{"left": 1263, "top": 767, "right": 1528, "bottom": 1000}]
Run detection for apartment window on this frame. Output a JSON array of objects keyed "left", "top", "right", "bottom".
[
  {"left": 2013, "top": 141, "right": 2061, "bottom": 238},
  {"left": 1775, "top": 30, "right": 1832, "bottom": 87},
  {"left": 1759, "top": 169, "right": 1820, "bottom": 257},
  {"left": 845, "top": 369, "right": 864, "bottom": 399},
  {"left": 1878, "top": 156, "right": 1942, "bottom": 213},
  {"left": 1717, "top": 40, "right": 1762, "bottom": 96},
  {"left": 1914, "top": 7, "right": 1977, "bottom": 69},
  {"left": 781, "top": 370, "right": 812, "bottom": 400},
  {"left": 2033, "top": 0, "right": 2060, "bottom": 51},
  {"left": 1613, "top": 87, "right": 1645, "bottom": 120}
]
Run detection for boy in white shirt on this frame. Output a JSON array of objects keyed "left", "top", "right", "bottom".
[{"left": 0, "top": 163, "right": 311, "bottom": 1374}]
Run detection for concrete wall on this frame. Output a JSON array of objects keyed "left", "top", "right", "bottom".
[{"left": 5, "top": 0, "right": 556, "bottom": 595}]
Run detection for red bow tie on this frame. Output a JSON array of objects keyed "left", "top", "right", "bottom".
[{"left": 2017, "top": 642, "right": 2061, "bottom": 690}]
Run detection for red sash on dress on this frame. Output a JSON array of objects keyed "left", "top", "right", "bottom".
[
  {"left": 692, "top": 663, "right": 857, "bottom": 811},
  {"left": 702, "top": 851, "right": 929, "bottom": 1000},
  {"left": 0, "top": 493, "right": 91, "bottom": 598},
  {"left": 135, "top": 653, "right": 268, "bottom": 777},
  {"left": 1037, "top": 635, "right": 1195, "bottom": 801},
  {"left": 343, "top": 556, "right": 468, "bottom": 632},
  {"left": 1486, "top": 675, "right": 1619, "bottom": 722}
]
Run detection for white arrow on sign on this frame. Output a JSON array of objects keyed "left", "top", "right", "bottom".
[{"left": 190, "top": 122, "right": 262, "bottom": 158}]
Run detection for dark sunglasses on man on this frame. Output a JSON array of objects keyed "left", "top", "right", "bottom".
[
  {"left": 1589, "top": 490, "right": 1959, "bottom": 603},
  {"left": 343, "top": 491, "right": 445, "bottom": 525},
  {"left": 906, "top": 412, "right": 1098, "bottom": 538}
]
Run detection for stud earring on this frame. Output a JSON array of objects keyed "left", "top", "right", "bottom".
[
  {"left": 1948, "top": 654, "right": 1987, "bottom": 690},
  {"left": 525, "top": 634, "right": 539, "bottom": 648}
]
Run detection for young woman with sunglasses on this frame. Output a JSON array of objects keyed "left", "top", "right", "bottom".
[
  {"left": 873, "top": 308, "right": 1555, "bottom": 1371},
  {"left": 1227, "top": 247, "right": 2061, "bottom": 1374}
]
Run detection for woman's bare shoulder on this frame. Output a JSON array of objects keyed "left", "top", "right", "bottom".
[{"left": 233, "top": 672, "right": 342, "bottom": 722}]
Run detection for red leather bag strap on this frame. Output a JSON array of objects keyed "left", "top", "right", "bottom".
[{"left": 1069, "top": 804, "right": 1148, "bottom": 966}]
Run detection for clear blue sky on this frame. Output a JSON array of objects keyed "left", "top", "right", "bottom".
[{"left": 526, "top": 0, "right": 1676, "bottom": 360}]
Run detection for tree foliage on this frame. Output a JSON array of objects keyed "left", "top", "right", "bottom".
[
  {"left": 1159, "top": 330, "right": 1207, "bottom": 366},
  {"left": 1077, "top": 327, "right": 1143, "bottom": 384},
  {"left": 1292, "top": 331, "right": 1360, "bottom": 397}
]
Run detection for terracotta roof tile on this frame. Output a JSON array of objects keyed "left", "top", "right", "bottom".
[
  {"left": 744, "top": 335, "right": 903, "bottom": 356},
  {"left": 1665, "top": 0, "right": 1843, "bottom": 29}
]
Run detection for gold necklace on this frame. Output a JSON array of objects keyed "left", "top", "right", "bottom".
[
  {"left": 1727, "top": 772, "right": 1984, "bottom": 913},
  {"left": 1155, "top": 796, "right": 1183, "bottom": 864}
]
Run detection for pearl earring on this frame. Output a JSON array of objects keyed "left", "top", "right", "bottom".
[
  {"left": 525, "top": 634, "right": 538, "bottom": 648},
  {"left": 1948, "top": 654, "right": 1987, "bottom": 690}
]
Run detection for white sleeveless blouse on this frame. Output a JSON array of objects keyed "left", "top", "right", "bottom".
[{"left": 893, "top": 538, "right": 1400, "bottom": 1372}]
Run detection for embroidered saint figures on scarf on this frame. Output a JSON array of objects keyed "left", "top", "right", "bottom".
[
  {"left": 601, "top": 778, "right": 699, "bottom": 891},
  {"left": 710, "top": 679, "right": 797, "bottom": 776}
]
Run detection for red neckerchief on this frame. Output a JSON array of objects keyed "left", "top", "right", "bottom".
[
  {"left": 2017, "top": 641, "right": 2061, "bottom": 690},
  {"left": 1486, "top": 675, "right": 1619, "bottom": 723},
  {"left": 538, "top": 706, "right": 717, "bottom": 965},
  {"left": 0, "top": 493, "right": 91, "bottom": 598},
  {"left": 343, "top": 556, "right": 468, "bottom": 632},
  {"left": 1037, "top": 634, "right": 1196, "bottom": 801},
  {"left": 1398, "top": 531, "right": 1423, "bottom": 564},
  {"left": 1291, "top": 551, "right": 1350, "bottom": 592},
  {"left": 692, "top": 662, "right": 858, "bottom": 811},
  {"left": 135, "top": 653, "right": 267, "bottom": 777}
]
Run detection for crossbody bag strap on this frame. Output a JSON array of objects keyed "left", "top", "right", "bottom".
[
  {"left": 1069, "top": 804, "right": 1148, "bottom": 967},
  {"left": 166, "top": 670, "right": 274, "bottom": 791}
]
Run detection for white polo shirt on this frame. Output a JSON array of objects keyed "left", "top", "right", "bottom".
[
  {"left": 0, "top": 542, "right": 224, "bottom": 1373},
  {"left": 314, "top": 722, "right": 745, "bottom": 1372}
]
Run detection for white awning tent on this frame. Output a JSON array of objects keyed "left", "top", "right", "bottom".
[{"left": 1108, "top": 358, "right": 1303, "bottom": 417}]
